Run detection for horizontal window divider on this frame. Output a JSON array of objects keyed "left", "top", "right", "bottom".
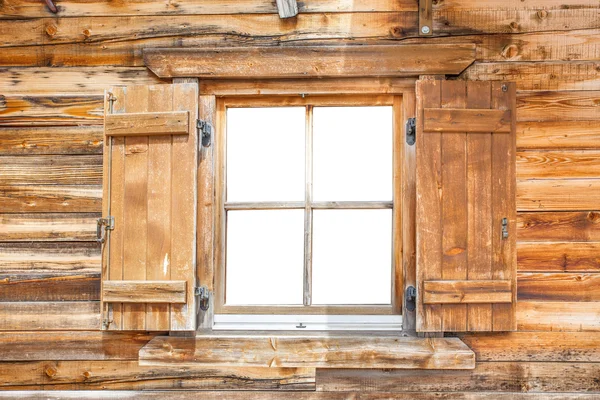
[{"left": 224, "top": 201, "right": 393, "bottom": 210}]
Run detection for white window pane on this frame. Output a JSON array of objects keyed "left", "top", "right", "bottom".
[
  {"left": 227, "top": 107, "right": 305, "bottom": 202},
  {"left": 312, "top": 209, "right": 392, "bottom": 305},
  {"left": 313, "top": 106, "right": 393, "bottom": 201},
  {"left": 226, "top": 210, "right": 305, "bottom": 305}
]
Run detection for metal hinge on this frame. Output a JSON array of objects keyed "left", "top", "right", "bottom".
[
  {"left": 194, "top": 286, "right": 210, "bottom": 311},
  {"left": 96, "top": 216, "right": 114, "bottom": 244},
  {"left": 406, "top": 117, "right": 416, "bottom": 146},
  {"left": 405, "top": 286, "right": 417, "bottom": 312},
  {"left": 197, "top": 119, "right": 212, "bottom": 148},
  {"left": 502, "top": 217, "right": 509, "bottom": 240}
]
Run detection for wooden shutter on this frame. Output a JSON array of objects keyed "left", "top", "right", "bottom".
[
  {"left": 100, "top": 83, "right": 198, "bottom": 331},
  {"left": 416, "top": 79, "right": 516, "bottom": 332}
]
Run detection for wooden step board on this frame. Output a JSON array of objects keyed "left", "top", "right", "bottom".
[{"left": 139, "top": 334, "right": 475, "bottom": 369}]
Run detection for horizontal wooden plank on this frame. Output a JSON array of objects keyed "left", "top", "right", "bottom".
[
  {"left": 0, "top": 213, "right": 98, "bottom": 242},
  {"left": 144, "top": 45, "right": 476, "bottom": 79},
  {"left": 459, "top": 331, "right": 600, "bottom": 362},
  {"left": 518, "top": 272, "right": 600, "bottom": 302},
  {"left": 0, "top": 361, "right": 315, "bottom": 391},
  {"left": 0, "top": 331, "right": 156, "bottom": 361},
  {"left": 0, "top": 67, "right": 165, "bottom": 94},
  {"left": 200, "top": 77, "right": 416, "bottom": 96},
  {"left": 1, "top": 392, "right": 599, "bottom": 400},
  {"left": 518, "top": 242, "right": 600, "bottom": 272},
  {"left": 0, "top": 302, "right": 100, "bottom": 330},
  {"left": 102, "top": 281, "right": 187, "bottom": 304},
  {"left": 423, "top": 280, "right": 512, "bottom": 304},
  {"left": 517, "top": 179, "right": 600, "bottom": 211},
  {"left": 433, "top": 0, "right": 600, "bottom": 11},
  {"left": 0, "top": 185, "right": 101, "bottom": 213},
  {"left": 0, "top": 0, "right": 414, "bottom": 18},
  {"left": 0, "top": 155, "right": 102, "bottom": 185},
  {"left": 517, "top": 211, "right": 600, "bottom": 242},
  {"left": 0, "top": 126, "right": 103, "bottom": 155},
  {"left": 105, "top": 111, "right": 189, "bottom": 137},
  {"left": 0, "top": 95, "right": 103, "bottom": 126},
  {"left": 517, "top": 301, "right": 600, "bottom": 331},
  {"left": 0, "top": 273, "right": 99, "bottom": 301},
  {"left": 461, "top": 61, "right": 600, "bottom": 91},
  {"left": 317, "top": 362, "right": 600, "bottom": 393},
  {"left": 139, "top": 335, "right": 475, "bottom": 369},
  {"left": 517, "top": 120, "right": 600, "bottom": 150},
  {"left": 517, "top": 150, "right": 600, "bottom": 179},
  {"left": 0, "top": 242, "right": 100, "bottom": 275},
  {"left": 423, "top": 108, "right": 511, "bottom": 133},
  {"left": 517, "top": 91, "right": 600, "bottom": 122}
]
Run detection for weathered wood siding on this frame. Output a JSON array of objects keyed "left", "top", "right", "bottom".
[{"left": 1, "top": 0, "right": 599, "bottom": 397}]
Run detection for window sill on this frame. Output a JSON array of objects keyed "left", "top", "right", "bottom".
[{"left": 138, "top": 332, "right": 475, "bottom": 370}]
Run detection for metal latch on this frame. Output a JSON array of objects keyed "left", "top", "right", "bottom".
[
  {"left": 406, "top": 118, "right": 416, "bottom": 146},
  {"left": 197, "top": 119, "right": 212, "bottom": 148},
  {"left": 502, "top": 218, "right": 509, "bottom": 240},
  {"left": 405, "top": 286, "right": 417, "bottom": 312},
  {"left": 195, "top": 286, "right": 210, "bottom": 311},
  {"left": 96, "top": 216, "right": 114, "bottom": 244}
]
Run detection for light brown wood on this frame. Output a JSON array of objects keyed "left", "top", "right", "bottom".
[
  {"left": 0, "top": 95, "right": 103, "bottom": 126},
  {"left": 423, "top": 108, "right": 511, "bottom": 133},
  {"left": 517, "top": 120, "right": 600, "bottom": 150},
  {"left": 518, "top": 242, "right": 600, "bottom": 272},
  {"left": 517, "top": 301, "right": 600, "bottom": 332},
  {"left": 0, "top": 213, "right": 97, "bottom": 242},
  {"left": 0, "top": 185, "right": 101, "bottom": 213},
  {"left": 517, "top": 179, "right": 600, "bottom": 211},
  {"left": 0, "top": 155, "right": 102, "bottom": 185},
  {"left": 143, "top": 45, "right": 476, "bottom": 79},
  {"left": 139, "top": 335, "right": 475, "bottom": 369},
  {"left": 0, "top": 126, "right": 103, "bottom": 155},
  {"left": 518, "top": 272, "right": 600, "bottom": 302},
  {"left": 419, "top": 0, "right": 433, "bottom": 36},
  {"left": 517, "top": 211, "right": 600, "bottom": 242},
  {"left": 275, "top": 0, "right": 298, "bottom": 18},
  {"left": 102, "top": 281, "right": 187, "bottom": 303},
  {"left": 517, "top": 91, "right": 600, "bottom": 122},
  {"left": 105, "top": 111, "right": 189, "bottom": 137},
  {"left": 0, "top": 302, "right": 100, "bottom": 331},
  {"left": 517, "top": 150, "right": 600, "bottom": 179},
  {"left": 423, "top": 280, "right": 512, "bottom": 304}
]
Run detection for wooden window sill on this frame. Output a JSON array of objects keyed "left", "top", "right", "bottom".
[{"left": 138, "top": 332, "right": 475, "bottom": 369}]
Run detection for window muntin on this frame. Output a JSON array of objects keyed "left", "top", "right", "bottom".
[{"left": 215, "top": 96, "right": 400, "bottom": 316}]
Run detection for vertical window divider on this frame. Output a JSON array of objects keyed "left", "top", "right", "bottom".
[{"left": 303, "top": 105, "right": 314, "bottom": 306}]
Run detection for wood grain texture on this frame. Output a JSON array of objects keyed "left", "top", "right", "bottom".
[
  {"left": 517, "top": 211, "right": 600, "bottom": 242},
  {"left": 518, "top": 273, "right": 600, "bottom": 302},
  {"left": 0, "top": 155, "right": 102, "bottom": 185},
  {"left": 102, "top": 281, "right": 186, "bottom": 303},
  {"left": 433, "top": 0, "right": 600, "bottom": 11},
  {"left": 0, "top": 331, "right": 156, "bottom": 361},
  {"left": 0, "top": 242, "right": 99, "bottom": 275},
  {"left": 0, "top": 95, "right": 103, "bottom": 126},
  {"left": 144, "top": 45, "right": 476, "bottom": 78},
  {"left": 423, "top": 281, "right": 512, "bottom": 304},
  {"left": 0, "top": 273, "right": 99, "bottom": 301},
  {"left": 139, "top": 335, "right": 475, "bottom": 369},
  {"left": 0, "top": 126, "right": 103, "bottom": 155},
  {"left": 0, "top": 185, "right": 101, "bottom": 213},
  {"left": 0, "top": 361, "right": 315, "bottom": 391},
  {"left": 517, "top": 121, "right": 600, "bottom": 150},
  {"left": 105, "top": 111, "right": 189, "bottom": 137},
  {"left": 0, "top": 302, "right": 100, "bottom": 331},
  {"left": 518, "top": 242, "right": 600, "bottom": 272},
  {"left": 518, "top": 301, "right": 600, "bottom": 331},
  {"left": 517, "top": 179, "right": 600, "bottom": 211},
  {"left": 517, "top": 91, "right": 600, "bottom": 122},
  {"left": 0, "top": 213, "right": 97, "bottom": 242},
  {"left": 423, "top": 108, "right": 511, "bottom": 133},
  {"left": 517, "top": 150, "right": 600, "bottom": 179}
]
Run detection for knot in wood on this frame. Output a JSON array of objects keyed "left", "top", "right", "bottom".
[
  {"left": 44, "top": 364, "right": 58, "bottom": 377},
  {"left": 536, "top": 10, "right": 548, "bottom": 19},
  {"left": 45, "top": 24, "right": 58, "bottom": 37}
]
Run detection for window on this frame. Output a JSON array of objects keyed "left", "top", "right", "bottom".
[{"left": 214, "top": 96, "right": 403, "bottom": 330}]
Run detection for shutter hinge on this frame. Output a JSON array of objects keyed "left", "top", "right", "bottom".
[
  {"left": 405, "top": 286, "right": 417, "bottom": 312},
  {"left": 197, "top": 119, "right": 212, "bottom": 148},
  {"left": 194, "top": 286, "right": 210, "bottom": 311},
  {"left": 96, "top": 216, "right": 114, "bottom": 244},
  {"left": 406, "top": 118, "right": 416, "bottom": 146},
  {"left": 502, "top": 217, "right": 509, "bottom": 240}
]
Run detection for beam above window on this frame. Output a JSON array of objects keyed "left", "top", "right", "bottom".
[{"left": 143, "top": 44, "right": 476, "bottom": 79}]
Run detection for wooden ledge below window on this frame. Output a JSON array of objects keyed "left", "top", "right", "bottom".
[{"left": 138, "top": 333, "right": 475, "bottom": 370}]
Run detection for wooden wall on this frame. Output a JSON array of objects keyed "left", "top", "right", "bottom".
[{"left": 1, "top": 0, "right": 599, "bottom": 397}]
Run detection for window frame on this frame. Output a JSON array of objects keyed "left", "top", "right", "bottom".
[{"left": 212, "top": 94, "right": 404, "bottom": 317}]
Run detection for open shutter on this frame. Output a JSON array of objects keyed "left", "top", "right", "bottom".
[
  {"left": 416, "top": 79, "right": 516, "bottom": 332},
  {"left": 100, "top": 83, "right": 198, "bottom": 331}
]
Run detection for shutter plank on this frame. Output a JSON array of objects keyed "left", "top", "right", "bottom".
[
  {"left": 105, "top": 111, "right": 189, "bottom": 137},
  {"left": 466, "top": 81, "right": 493, "bottom": 331},
  {"left": 424, "top": 108, "right": 511, "bottom": 133},
  {"left": 102, "top": 281, "right": 186, "bottom": 303},
  {"left": 440, "top": 80, "right": 468, "bottom": 332},
  {"left": 423, "top": 280, "right": 512, "bottom": 304}
]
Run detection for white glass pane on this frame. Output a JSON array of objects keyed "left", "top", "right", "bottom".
[
  {"left": 313, "top": 106, "right": 393, "bottom": 201},
  {"left": 227, "top": 107, "right": 305, "bottom": 202},
  {"left": 226, "top": 210, "right": 304, "bottom": 305},
  {"left": 312, "top": 209, "right": 392, "bottom": 305}
]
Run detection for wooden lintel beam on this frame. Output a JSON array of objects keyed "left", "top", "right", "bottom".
[
  {"left": 143, "top": 45, "right": 476, "bottom": 79},
  {"left": 275, "top": 0, "right": 298, "bottom": 18}
]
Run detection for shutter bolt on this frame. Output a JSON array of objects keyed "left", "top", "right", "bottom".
[
  {"left": 421, "top": 26, "right": 431, "bottom": 34},
  {"left": 502, "top": 84, "right": 508, "bottom": 92}
]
